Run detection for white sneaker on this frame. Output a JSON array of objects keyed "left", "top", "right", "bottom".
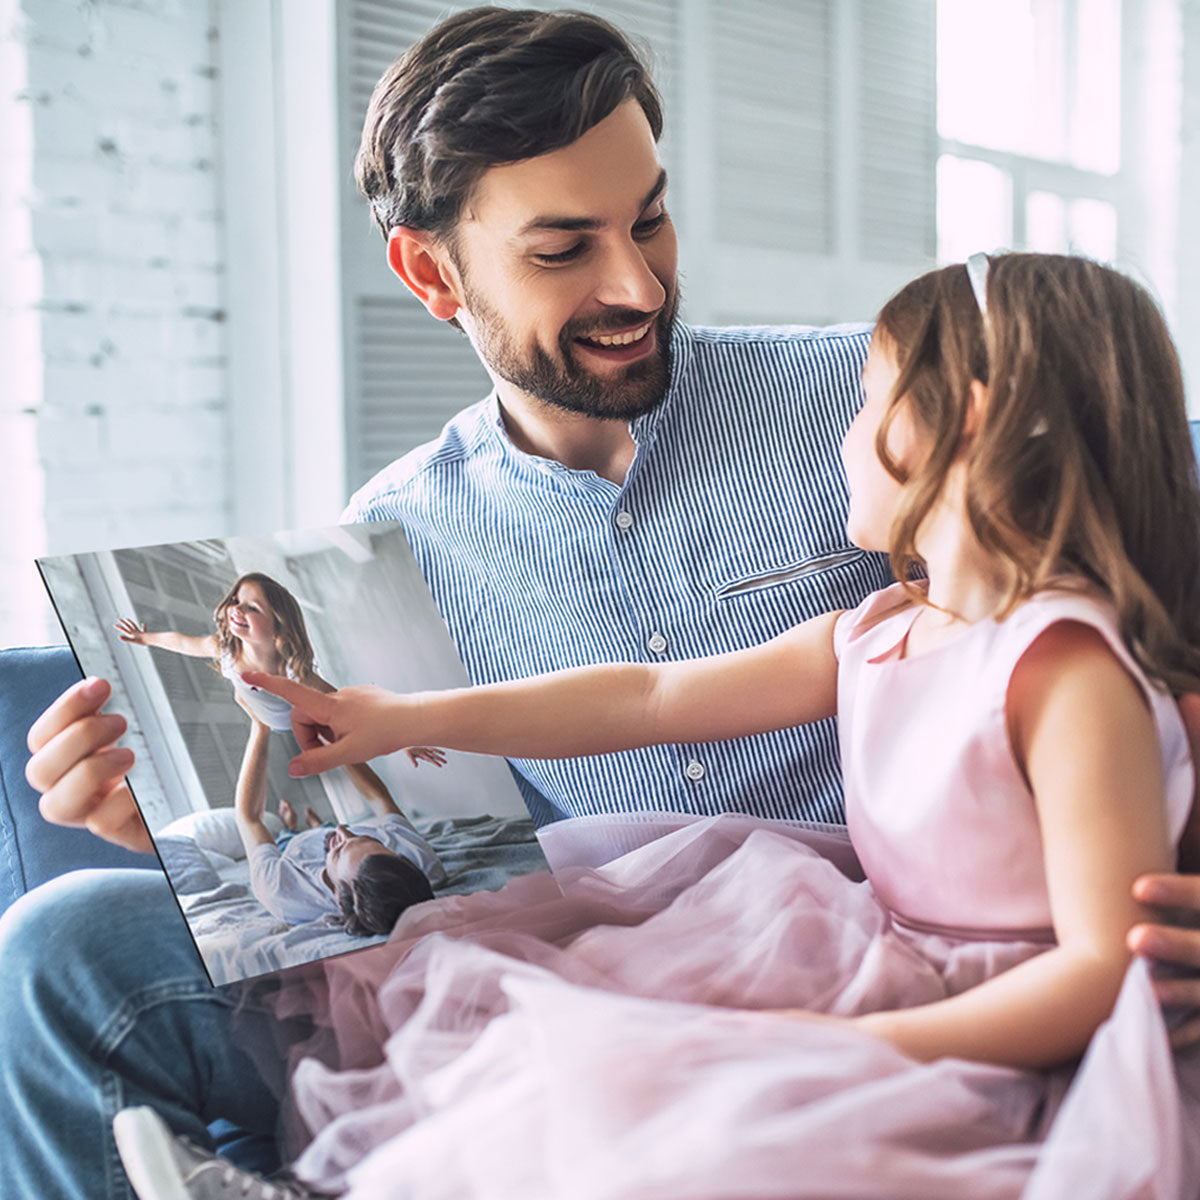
[{"left": 113, "top": 1107, "right": 329, "bottom": 1200}]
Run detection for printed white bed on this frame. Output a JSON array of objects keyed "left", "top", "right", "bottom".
[{"left": 154, "top": 809, "right": 549, "bottom": 986}]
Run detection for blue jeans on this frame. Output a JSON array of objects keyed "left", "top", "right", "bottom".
[{"left": 0, "top": 870, "right": 288, "bottom": 1199}]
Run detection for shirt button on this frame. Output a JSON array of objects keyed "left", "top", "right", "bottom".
[
  {"left": 647, "top": 631, "right": 668, "bottom": 654},
  {"left": 684, "top": 759, "right": 706, "bottom": 781},
  {"left": 615, "top": 510, "right": 634, "bottom": 530}
]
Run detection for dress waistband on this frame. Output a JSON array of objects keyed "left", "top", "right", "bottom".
[{"left": 888, "top": 909, "right": 1056, "bottom": 945}]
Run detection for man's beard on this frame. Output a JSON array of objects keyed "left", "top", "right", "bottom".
[{"left": 463, "top": 280, "right": 679, "bottom": 421}]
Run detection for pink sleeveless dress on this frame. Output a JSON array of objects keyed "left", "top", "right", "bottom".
[{"left": 269, "top": 584, "right": 1200, "bottom": 1199}]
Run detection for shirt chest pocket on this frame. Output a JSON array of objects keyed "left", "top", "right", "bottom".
[{"left": 714, "top": 548, "right": 865, "bottom": 599}]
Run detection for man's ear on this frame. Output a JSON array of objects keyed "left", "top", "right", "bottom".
[
  {"left": 387, "top": 227, "right": 462, "bottom": 322},
  {"left": 321, "top": 867, "right": 334, "bottom": 893}
]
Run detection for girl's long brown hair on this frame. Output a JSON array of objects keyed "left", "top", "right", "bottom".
[
  {"left": 874, "top": 252, "right": 1200, "bottom": 695},
  {"left": 213, "top": 573, "right": 314, "bottom": 681}
]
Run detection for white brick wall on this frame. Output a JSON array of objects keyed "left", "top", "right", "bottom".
[{"left": 2, "top": 0, "right": 230, "bottom": 646}]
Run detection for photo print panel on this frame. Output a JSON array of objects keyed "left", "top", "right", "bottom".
[{"left": 39, "top": 521, "right": 548, "bottom": 985}]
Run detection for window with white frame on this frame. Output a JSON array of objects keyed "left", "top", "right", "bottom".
[
  {"left": 935, "top": 0, "right": 1200, "bottom": 410},
  {"left": 935, "top": 0, "right": 1182, "bottom": 279},
  {"left": 937, "top": 0, "right": 1125, "bottom": 263}
]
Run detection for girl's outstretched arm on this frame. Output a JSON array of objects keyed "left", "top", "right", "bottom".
[
  {"left": 114, "top": 619, "right": 217, "bottom": 659},
  {"left": 243, "top": 610, "right": 843, "bottom": 779},
  {"left": 850, "top": 620, "right": 1173, "bottom": 1069}
]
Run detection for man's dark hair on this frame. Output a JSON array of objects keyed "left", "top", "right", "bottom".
[
  {"left": 336, "top": 852, "right": 435, "bottom": 937},
  {"left": 355, "top": 6, "right": 663, "bottom": 240}
]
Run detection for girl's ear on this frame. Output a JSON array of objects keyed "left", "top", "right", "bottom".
[
  {"left": 962, "top": 379, "right": 989, "bottom": 441},
  {"left": 387, "top": 228, "right": 463, "bottom": 322}
]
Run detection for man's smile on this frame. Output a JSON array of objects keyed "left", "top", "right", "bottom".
[
  {"left": 573, "top": 320, "right": 657, "bottom": 365},
  {"left": 578, "top": 320, "right": 652, "bottom": 348}
]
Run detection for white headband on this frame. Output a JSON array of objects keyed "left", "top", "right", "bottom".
[{"left": 965, "top": 252, "right": 990, "bottom": 316}]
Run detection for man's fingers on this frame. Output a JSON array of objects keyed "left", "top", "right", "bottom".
[
  {"left": 37, "top": 746, "right": 135, "bottom": 828},
  {"left": 85, "top": 785, "right": 153, "bottom": 854},
  {"left": 25, "top": 711, "right": 128, "bottom": 793},
  {"left": 1129, "top": 922, "right": 1200, "bottom": 969},
  {"left": 1133, "top": 872, "right": 1200, "bottom": 910},
  {"left": 1169, "top": 1010, "right": 1200, "bottom": 1050},
  {"left": 290, "top": 717, "right": 334, "bottom": 753},
  {"left": 1153, "top": 975, "right": 1200, "bottom": 1050},
  {"left": 26, "top": 677, "right": 113, "bottom": 754},
  {"left": 1154, "top": 976, "right": 1200, "bottom": 1007}
]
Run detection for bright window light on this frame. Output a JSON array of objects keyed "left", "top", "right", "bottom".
[
  {"left": 937, "top": 0, "right": 1119, "bottom": 171},
  {"left": 938, "top": 0, "right": 1056, "bottom": 157},
  {"left": 937, "top": 0, "right": 1123, "bottom": 266},
  {"left": 1026, "top": 190, "right": 1067, "bottom": 251},
  {"left": 937, "top": 156, "right": 1013, "bottom": 263},
  {"left": 1072, "top": 0, "right": 1122, "bottom": 173},
  {"left": 1067, "top": 197, "right": 1118, "bottom": 260},
  {"left": 1026, "top": 191, "right": 1118, "bottom": 260}
]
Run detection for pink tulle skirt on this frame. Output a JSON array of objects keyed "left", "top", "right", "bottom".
[{"left": 265, "top": 818, "right": 1200, "bottom": 1199}]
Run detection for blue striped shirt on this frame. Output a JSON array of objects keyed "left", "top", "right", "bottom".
[{"left": 344, "top": 323, "right": 892, "bottom": 828}]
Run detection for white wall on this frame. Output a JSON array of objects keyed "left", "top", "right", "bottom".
[{"left": 1, "top": 0, "right": 230, "bottom": 645}]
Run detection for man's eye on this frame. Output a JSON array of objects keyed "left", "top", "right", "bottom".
[
  {"left": 634, "top": 213, "right": 667, "bottom": 239},
  {"left": 534, "top": 244, "right": 584, "bottom": 265}
]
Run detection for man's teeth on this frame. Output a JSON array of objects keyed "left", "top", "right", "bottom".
[{"left": 586, "top": 322, "right": 651, "bottom": 347}]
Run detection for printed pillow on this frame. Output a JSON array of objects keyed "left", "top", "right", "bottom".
[
  {"left": 155, "top": 834, "right": 222, "bottom": 894},
  {"left": 158, "top": 808, "right": 283, "bottom": 861}
]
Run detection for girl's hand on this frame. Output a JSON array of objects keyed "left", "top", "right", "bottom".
[
  {"left": 1129, "top": 873, "right": 1200, "bottom": 1048},
  {"left": 114, "top": 618, "right": 150, "bottom": 645},
  {"left": 240, "top": 672, "right": 409, "bottom": 776},
  {"left": 24, "top": 677, "right": 152, "bottom": 854},
  {"left": 406, "top": 746, "right": 448, "bottom": 769}
]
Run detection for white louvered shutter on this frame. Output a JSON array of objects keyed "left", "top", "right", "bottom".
[
  {"left": 712, "top": 0, "right": 834, "bottom": 255},
  {"left": 857, "top": 3, "right": 937, "bottom": 265},
  {"left": 702, "top": 0, "right": 936, "bottom": 326}
]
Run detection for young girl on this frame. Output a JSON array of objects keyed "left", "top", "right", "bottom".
[
  {"left": 230, "top": 254, "right": 1200, "bottom": 1195},
  {"left": 115, "top": 572, "right": 446, "bottom": 812}
]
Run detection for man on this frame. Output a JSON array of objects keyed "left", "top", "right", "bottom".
[
  {"left": 10, "top": 9, "right": 1200, "bottom": 1199},
  {"left": 233, "top": 713, "right": 442, "bottom": 935}
]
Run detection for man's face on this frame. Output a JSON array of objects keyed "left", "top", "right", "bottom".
[
  {"left": 321, "top": 825, "right": 396, "bottom": 893},
  {"left": 447, "top": 99, "right": 679, "bottom": 420}
]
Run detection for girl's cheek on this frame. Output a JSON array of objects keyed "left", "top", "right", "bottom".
[{"left": 841, "top": 419, "right": 869, "bottom": 487}]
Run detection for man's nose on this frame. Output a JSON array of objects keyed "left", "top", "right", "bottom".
[{"left": 593, "top": 239, "right": 666, "bottom": 314}]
